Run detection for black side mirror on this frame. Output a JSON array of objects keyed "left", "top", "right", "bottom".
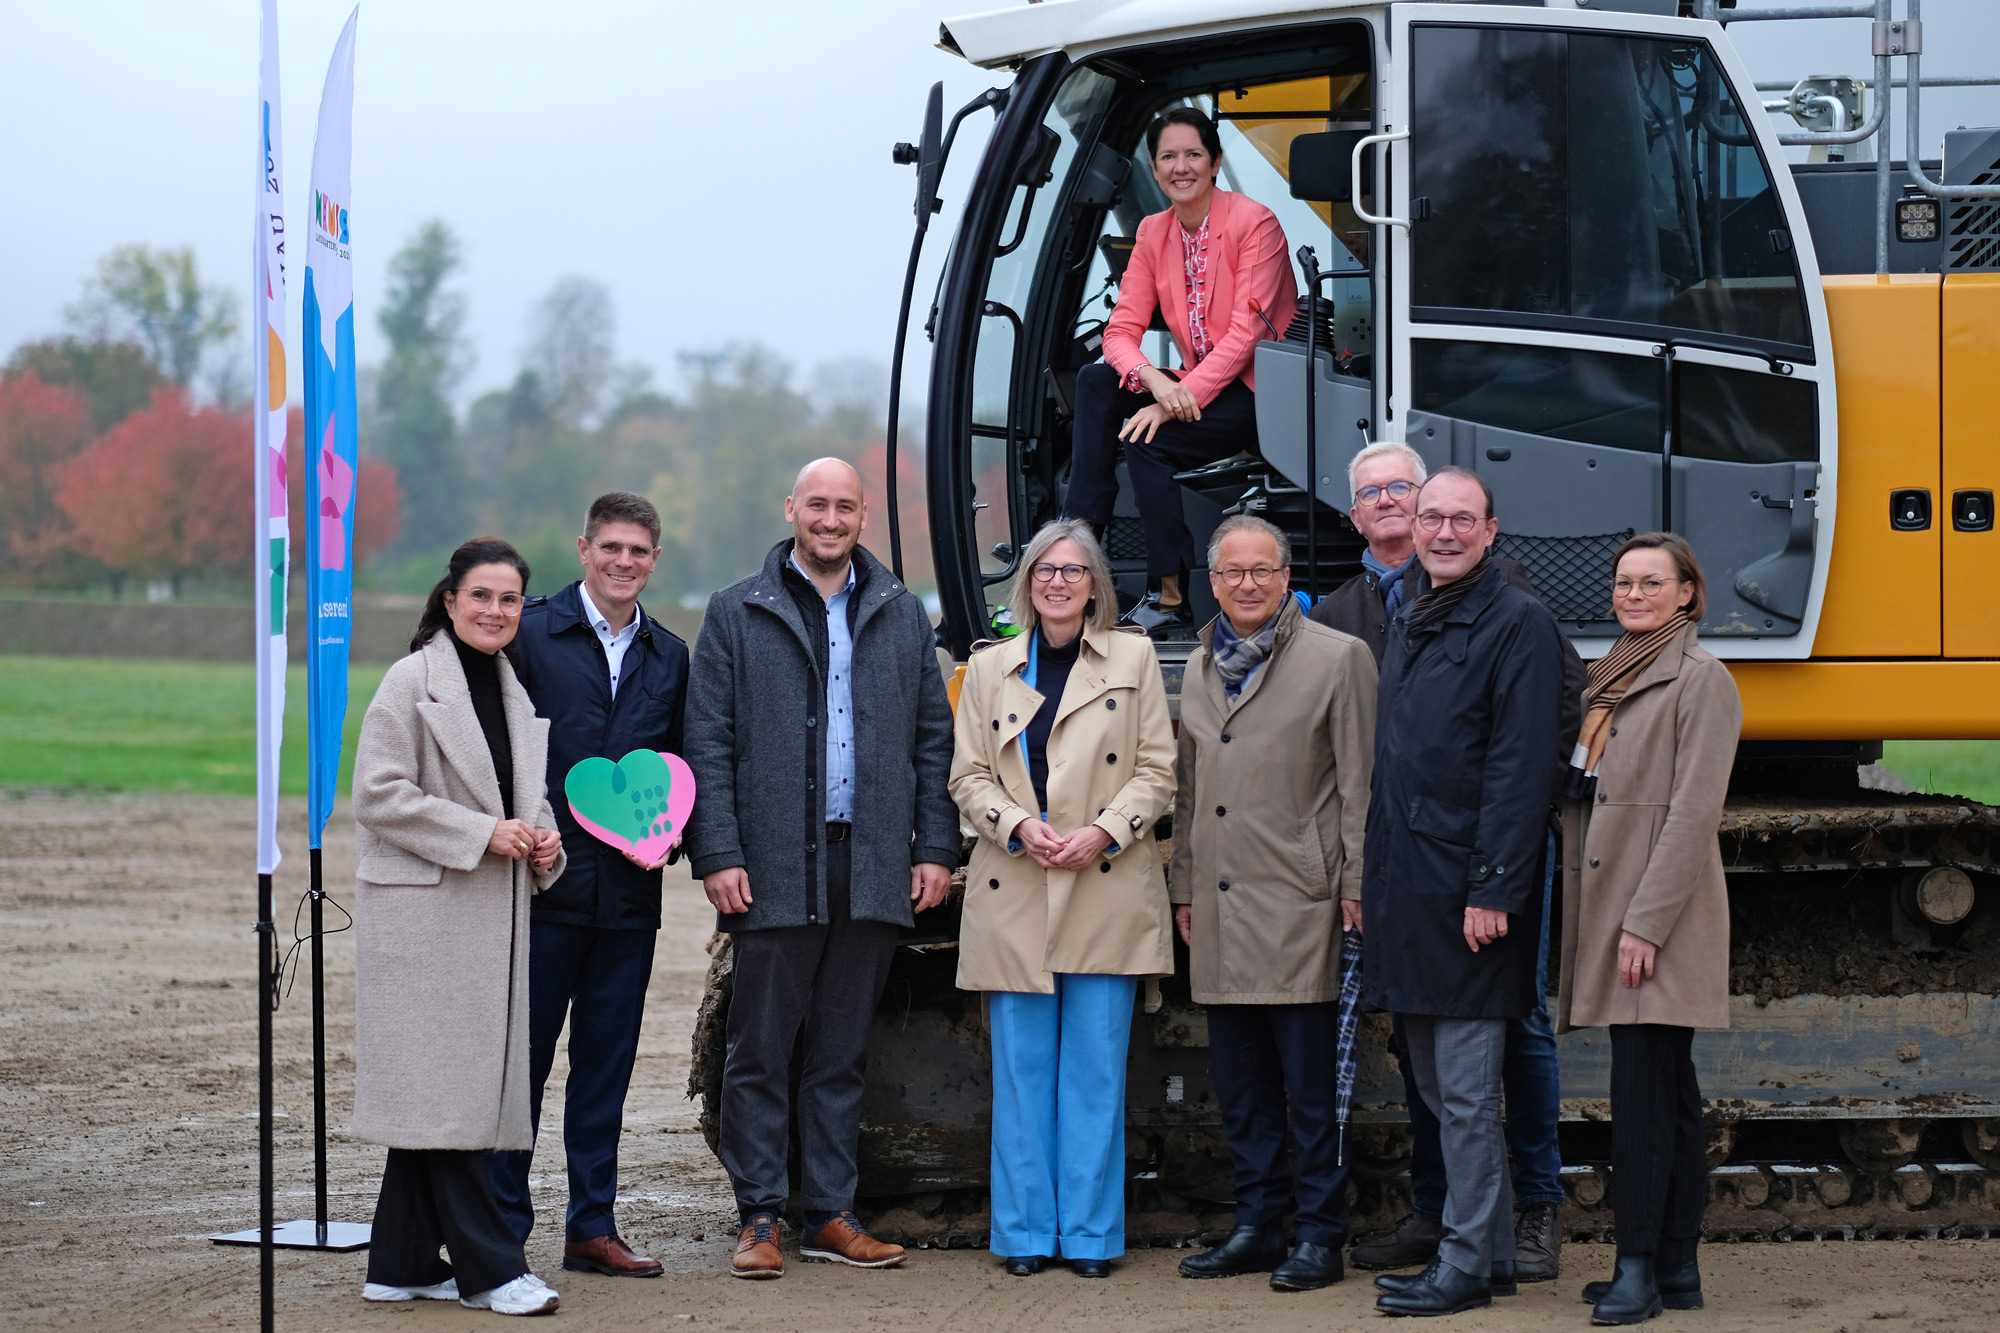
[
  {"left": 892, "top": 82, "right": 947, "bottom": 221},
  {"left": 1070, "top": 142, "right": 1131, "bottom": 210},
  {"left": 1289, "top": 130, "right": 1369, "bottom": 203}
]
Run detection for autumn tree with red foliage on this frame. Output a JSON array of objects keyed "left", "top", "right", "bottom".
[
  {"left": 0, "top": 371, "right": 96, "bottom": 585},
  {"left": 284, "top": 407, "right": 403, "bottom": 568}
]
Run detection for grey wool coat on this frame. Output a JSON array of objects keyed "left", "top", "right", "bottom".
[
  {"left": 348, "top": 631, "right": 565, "bottom": 1151},
  {"left": 683, "top": 540, "right": 959, "bottom": 933}
]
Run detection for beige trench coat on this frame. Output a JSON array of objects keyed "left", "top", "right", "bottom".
[
  {"left": 1558, "top": 623, "right": 1741, "bottom": 1032},
  {"left": 949, "top": 622, "right": 1177, "bottom": 993},
  {"left": 349, "top": 631, "right": 565, "bottom": 1150},
  {"left": 1170, "top": 599, "right": 1377, "bottom": 1004}
]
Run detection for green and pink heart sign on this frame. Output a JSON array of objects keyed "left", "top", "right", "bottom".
[{"left": 563, "top": 750, "right": 697, "bottom": 868}]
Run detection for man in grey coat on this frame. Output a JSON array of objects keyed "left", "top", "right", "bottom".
[{"left": 684, "top": 457, "right": 958, "bottom": 1280}]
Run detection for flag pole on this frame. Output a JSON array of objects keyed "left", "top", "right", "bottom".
[
  {"left": 310, "top": 848, "right": 328, "bottom": 1245},
  {"left": 258, "top": 874, "right": 275, "bottom": 1332}
]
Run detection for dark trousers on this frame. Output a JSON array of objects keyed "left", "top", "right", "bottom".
[
  {"left": 490, "top": 921, "right": 657, "bottom": 1244},
  {"left": 369, "top": 1148, "right": 526, "bottom": 1297},
  {"left": 1062, "top": 361, "right": 1260, "bottom": 581},
  {"left": 1206, "top": 1002, "right": 1351, "bottom": 1247},
  {"left": 719, "top": 834, "right": 900, "bottom": 1220},
  {"left": 1405, "top": 830, "right": 1564, "bottom": 1217},
  {"left": 1610, "top": 1024, "right": 1706, "bottom": 1259}
]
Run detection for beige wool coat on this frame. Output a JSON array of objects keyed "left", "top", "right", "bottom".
[
  {"left": 1171, "top": 599, "right": 1378, "bottom": 1004},
  {"left": 349, "top": 631, "right": 565, "bottom": 1150},
  {"left": 949, "top": 622, "right": 1177, "bottom": 993},
  {"left": 1558, "top": 623, "right": 1741, "bottom": 1032}
]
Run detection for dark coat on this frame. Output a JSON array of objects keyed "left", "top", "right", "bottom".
[
  {"left": 1312, "top": 554, "right": 1589, "bottom": 754},
  {"left": 510, "top": 581, "right": 689, "bottom": 931},
  {"left": 1361, "top": 569, "right": 1566, "bottom": 1019},
  {"left": 683, "top": 540, "right": 959, "bottom": 934}
]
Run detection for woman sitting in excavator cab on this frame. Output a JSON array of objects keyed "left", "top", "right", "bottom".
[{"left": 1059, "top": 106, "right": 1296, "bottom": 638}]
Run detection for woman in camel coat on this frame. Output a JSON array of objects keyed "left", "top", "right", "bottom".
[
  {"left": 1558, "top": 533, "right": 1741, "bottom": 1326},
  {"left": 949, "top": 519, "right": 1176, "bottom": 1277},
  {"left": 349, "top": 538, "right": 566, "bottom": 1314}
]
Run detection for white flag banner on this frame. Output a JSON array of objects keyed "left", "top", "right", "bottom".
[{"left": 253, "top": 0, "right": 288, "bottom": 875}]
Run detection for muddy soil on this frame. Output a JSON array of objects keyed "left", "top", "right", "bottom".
[
  {"left": 1729, "top": 873, "right": 2000, "bottom": 1005},
  {"left": 5, "top": 792, "right": 1999, "bottom": 1331}
]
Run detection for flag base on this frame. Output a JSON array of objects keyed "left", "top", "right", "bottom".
[{"left": 211, "top": 1219, "right": 372, "bottom": 1251}]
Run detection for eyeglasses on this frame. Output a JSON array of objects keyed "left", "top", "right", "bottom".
[
  {"left": 457, "top": 588, "right": 525, "bottom": 615},
  {"left": 1354, "top": 480, "right": 1417, "bottom": 506},
  {"left": 1031, "top": 562, "right": 1089, "bottom": 584},
  {"left": 1215, "top": 566, "right": 1282, "bottom": 587},
  {"left": 1613, "top": 576, "right": 1682, "bottom": 599},
  {"left": 1415, "top": 511, "right": 1484, "bottom": 535}
]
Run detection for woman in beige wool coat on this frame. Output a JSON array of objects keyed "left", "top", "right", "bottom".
[
  {"left": 349, "top": 538, "right": 566, "bottom": 1316},
  {"left": 1558, "top": 533, "right": 1741, "bottom": 1326}
]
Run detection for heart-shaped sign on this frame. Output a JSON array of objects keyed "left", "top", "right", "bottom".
[{"left": 564, "top": 750, "right": 697, "bottom": 868}]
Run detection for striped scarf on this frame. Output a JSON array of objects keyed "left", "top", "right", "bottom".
[
  {"left": 1572, "top": 612, "right": 1693, "bottom": 778},
  {"left": 1211, "top": 604, "right": 1280, "bottom": 698}
]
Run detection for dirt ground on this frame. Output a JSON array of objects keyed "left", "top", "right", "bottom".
[{"left": 5, "top": 793, "right": 2000, "bottom": 1331}]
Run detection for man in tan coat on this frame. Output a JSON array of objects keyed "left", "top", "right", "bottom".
[{"left": 1170, "top": 515, "right": 1377, "bottom": 1291}]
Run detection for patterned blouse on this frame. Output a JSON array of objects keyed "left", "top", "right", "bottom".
[{"left": 1123, "top": 213, "right": 1213, "bottom": 391}]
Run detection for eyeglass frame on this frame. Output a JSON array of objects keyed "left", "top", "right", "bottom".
[
  {"left": 1030, "top": 562, "right": 1090, "bottom": 584},
  {"left": 1612, "top": 575, "right": 1684, "bottom": 599},
  {"left": 1213, "top": 565, "right": 1285, "bottom": 587},
  {"left": 1414, "top": 510, "right": 1487, "bottom": 536},
  {"left": 1354, "top": 479, "right": 1418, "bottom": 506},
  {"left": 451, "top": 587, "right": 526, "bottom": 615}
]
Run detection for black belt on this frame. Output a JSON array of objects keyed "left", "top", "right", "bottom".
[{"left": 825, "top": 821, "right": 852, "bottom": 842}]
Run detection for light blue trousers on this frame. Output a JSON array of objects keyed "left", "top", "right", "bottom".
[{"left": 988, "top": 973, "right": 1137, "bottom": 1261}]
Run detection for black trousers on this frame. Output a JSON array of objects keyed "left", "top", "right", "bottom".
[
  {"left": 719, "top": 834, "right": 901, "bottom": 1220},
  {"left": 368, "top": 1148, "right": 527, "bottom": 1297},
  {"left": 1206, "top": 1002, "right": 1351, "bottom": 1247},
  {"left": 1610, "top": 1024, "right": 1707, "bottom": 1259},
  {"left": 1062, "top": 361, "right": 1260, "bottom": 582}
]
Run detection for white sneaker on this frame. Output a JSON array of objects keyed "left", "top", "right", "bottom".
[
  {"left": 460, "top": 1273, "right": 560, "bottom": 1316},
  {"left": 363, "top": 1277, "right": 459, "bottom": 1302}
]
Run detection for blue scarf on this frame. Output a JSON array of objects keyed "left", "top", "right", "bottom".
[
  {"left": 1211, "top": 606, "right": 1280, "bottom": 698},
  {"left": 1362, "top": 549, "right": 1415, "bottom": 619}
]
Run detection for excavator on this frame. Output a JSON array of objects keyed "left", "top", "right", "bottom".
[{"left": 693, "top": 0, "right": 2000, "bottom": 1244}]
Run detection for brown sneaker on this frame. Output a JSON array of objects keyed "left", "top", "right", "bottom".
[
  {"left": 564, "top": 1233, "right": 664, "bottom": 1278},
  {"left": 731, "top": 1214, "right": 784, "bottom": 1280},
  {"left": 801, "top": 1212, "right": 906, "bottom": 1268}
]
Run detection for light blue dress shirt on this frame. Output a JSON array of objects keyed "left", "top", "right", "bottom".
[{"left": 791, "top": 552, "right": 857, "bottom": 823}]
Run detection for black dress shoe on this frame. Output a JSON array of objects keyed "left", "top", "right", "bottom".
[
  {"left": 1178, "top": 1221, "right": 1287, "bottom": 1278},
  {"left": 1589, "top": 1255, "right": 1664, "bottom": 1325},
  {"left": 1353, "top": 1213, "right": 1445, "bottom": 1271},
  {"left": 1119, "top": 593, "right": 1193, "bottom": 638},
  {"left": 1375, "top": 1258, "right": 1494, "bottom": 1317},
  {"left": 1582, "top": 1254, "right": 1701, "bottom": 1310},
  {"left": 1068, "top": 1258, "right": 1111, "bottom": 1278},
  {"left": 1004, "top": 1255, "right": 1048, "bottom": 1276},
  {"left": 1269, "top": 1242, "right": 1343, "bottom": 1291},
  {"left": 1513, "top": 1202, "right": 1561, "bottom": 1282},
  {"left": 1377, "top": 1259, "right": 1511, "bottom": 1298}
]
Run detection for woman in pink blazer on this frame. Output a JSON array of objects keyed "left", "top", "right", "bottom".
[{"left": 1061, "top": 107, "right": 1297, "bottom": 636}]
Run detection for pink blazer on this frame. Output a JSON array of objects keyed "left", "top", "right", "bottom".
[{"left": 1102, "top": 189, "right": 1297, "bottom": 410}]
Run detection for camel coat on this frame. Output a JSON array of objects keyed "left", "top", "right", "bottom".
[
  {"left": 1171, "top": 599, "right": 1378, "bottom": 1004},
  {"left": 349, "top": 631, "right": 565, "bottom": 1150},
  {"left": 949, "top": 622, "right": 1177, "bottom": 993},
  {"left": 1557, "top": 623, "right": 1741, "bottom": 1032}
]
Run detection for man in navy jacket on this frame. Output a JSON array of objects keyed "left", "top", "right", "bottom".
[{"left": 490, "top": 492, "right": 690, "bottom": 1279}]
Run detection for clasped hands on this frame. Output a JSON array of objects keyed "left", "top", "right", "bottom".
[
  {"left": 1015, "top": 818, "right": 1113, "bottom": 872},
  {"left": 488, "top": 818, "right": 561, "bottom": 872},
  {"left": 1118, "top": 366, "right": 1202, "bottom": 445}
]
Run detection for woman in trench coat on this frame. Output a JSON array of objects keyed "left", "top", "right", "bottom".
[
  {"left": 949, "top": 519, "right": 1176, "bottom": 1277},
  {"left": 350, "top": 538, "right": 566, "bottom": 1315},
  {"left": 1558, "top": 533, "right": 1742, "bottom": 1326}
]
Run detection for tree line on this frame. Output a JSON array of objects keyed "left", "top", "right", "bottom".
[{"left": 0, "top": 224, "right": 930, "bottom": 605}]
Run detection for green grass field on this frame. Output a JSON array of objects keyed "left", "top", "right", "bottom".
[
  {"left": 2, "top": 654, "right": 1997, "bottom": 805},
  {"left": 0, "top": 656, "right": 387, "bottom": 796}
]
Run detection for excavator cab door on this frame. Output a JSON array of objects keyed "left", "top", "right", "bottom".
[{"left": 1381, "top": 3, "right": 1838, "bottom": 654}]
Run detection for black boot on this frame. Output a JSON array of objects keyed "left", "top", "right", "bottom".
[
  {"left": 1513, "top": 1202, "right": 1561, "bottom": 1282},
  {"left": 1269, "top": 1242, "right": 1343, "bottom": 1291},
  {"left": 1068, "top": 1258, "right": 1112, "bottom": 1278},
  {"left": 1374, "top": 1258, "right": 1493, "bottom": 1317},
  {"left": 1583, "top": 1253, "right": 1701, "bottom": 1310},
  {"left": 1353, "top": 1213, "right": 1445, "bottom": 1271},
  {"left": 1177, "top": 1221, "right": 1287, "bottom": 1278},
  {"left": 1589, "top": 1254, "right": 1664, "bottom": 1326},
  {"left": 1004, "top": 1255, "right": 1048, "bottom": 1276}
]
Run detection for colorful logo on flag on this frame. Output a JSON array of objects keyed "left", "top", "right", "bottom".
[{"left": 314, "top": 189, "right": 349, "bottom": 244}]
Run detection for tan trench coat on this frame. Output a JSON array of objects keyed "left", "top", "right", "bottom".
[
  {"left": 949, "top": 622, "right": 1177, "bottom": 993},
  {"left": 1171, "top": 600, "right": 1378, "bottom": 1004},
  {"left": 1558, "top": 623, "right": 1741, "bottom": 1032},
  {"left": 349, "top": 632, "right": 565, "bottom": 1150}
]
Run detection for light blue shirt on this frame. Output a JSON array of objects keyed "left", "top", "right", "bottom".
[
  {"left": 792, "top": 552, "right": 857, "bottom": 822},
  {"left": 576, "top": 584, "right": 642, "bottom": 698}
]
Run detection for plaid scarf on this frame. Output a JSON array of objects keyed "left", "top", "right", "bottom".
[
  {"left": 1402, "top": 550, "right": 1495, "bottom": 642},
  {"left": 1572, "top": 612, "right": 1692, "bottom": 778},
  {"left": 1210, "top": 604, "right": 1280, "bottom": 698}
]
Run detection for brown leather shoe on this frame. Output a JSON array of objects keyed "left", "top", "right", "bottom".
[
  {"left": 801, "top": 1212, "right": 906, "bottom": 1268},
  {"left": 563, "top": 1233, "right": 664, "bottom": 1278},
  {"left": 731, "top": 1214, "right": 784, "bottom": 1280}
]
